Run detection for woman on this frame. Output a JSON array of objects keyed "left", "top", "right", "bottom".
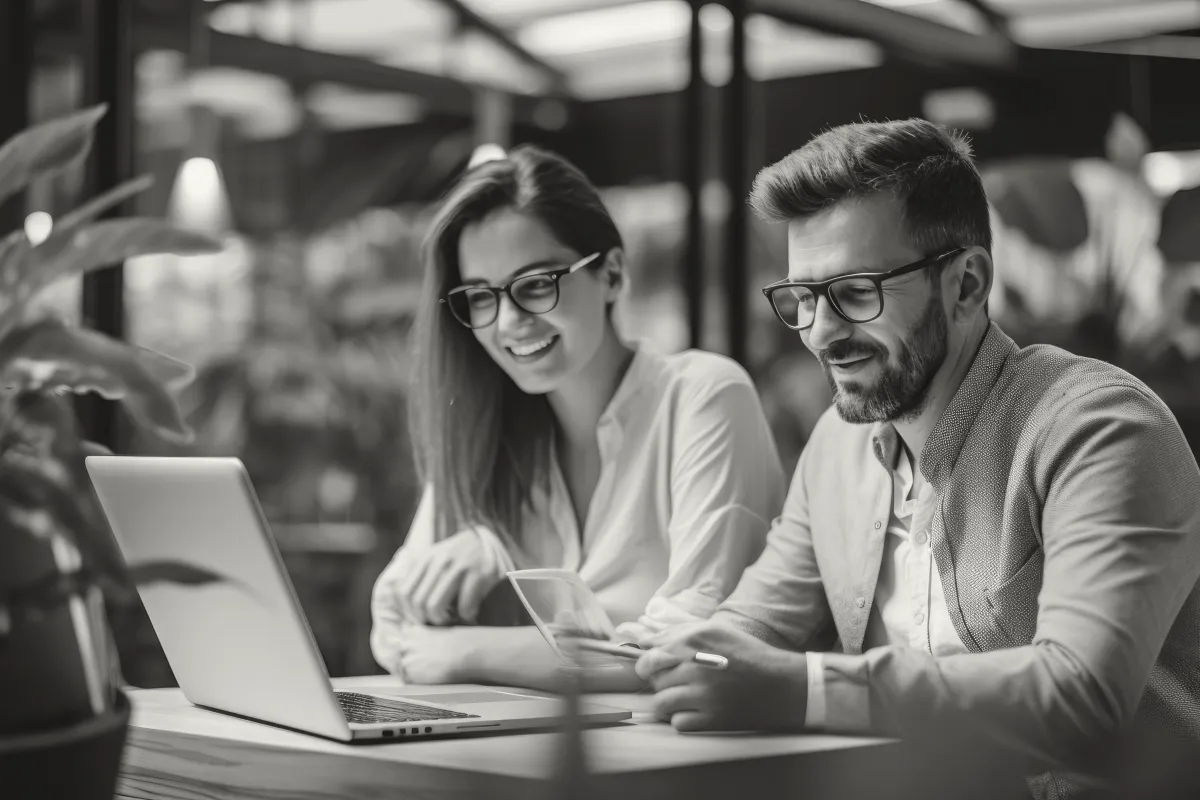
[{"left": 370, "top": 144, "right": 786, "bottom": 692}]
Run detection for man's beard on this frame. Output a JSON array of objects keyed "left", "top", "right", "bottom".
[{"left": 819, "top": 291, "right": 948, "bottom": 424}]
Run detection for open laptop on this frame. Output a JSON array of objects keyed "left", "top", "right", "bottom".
[{"left": 85, "top": 455, "right": 631, "bottom": 742}]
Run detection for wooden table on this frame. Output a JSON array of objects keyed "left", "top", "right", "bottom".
[{"left": 117, "top": 676, "right": 1021, "bottom": 800}]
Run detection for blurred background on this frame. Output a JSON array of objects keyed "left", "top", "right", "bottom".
[{"left": 4, "top": 0, "right": 1198, "bottom": 688}]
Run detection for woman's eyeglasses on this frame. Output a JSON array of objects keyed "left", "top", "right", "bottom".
[
  {"left": 442, "top": 252, "right": 601, "bottom": 329},
  {"left": 761, "top": 247, "right": 967, "bottom": 331}
]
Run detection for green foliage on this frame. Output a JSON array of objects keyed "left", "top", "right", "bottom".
[{"left": 0, "top": 104, "right": 226, "bottom": 646}]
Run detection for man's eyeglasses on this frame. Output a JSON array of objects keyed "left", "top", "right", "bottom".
[
  {"left": 761, "top": 247, "right": 967, "bottom": 331},
  {"left": 442, "top": 252, "right": 601, "bottom": 329}
]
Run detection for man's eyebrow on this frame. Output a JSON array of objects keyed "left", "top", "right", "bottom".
[
  {"left": 786, "top": 266, "right": 870, "bottom": 283},
  {"left": 786, "top": 261, "right": 923, "bottom": 283}
]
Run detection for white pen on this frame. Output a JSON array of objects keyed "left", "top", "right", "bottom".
[{"left": 567, "top": 638, "right": 729, "bottom": 670}]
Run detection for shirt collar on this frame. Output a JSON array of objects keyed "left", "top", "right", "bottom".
[
  {"left": 597, "top": 341, "right": 657, "bottom": 432},
  {"left": 871, "top": 321, "right": 1017, "bottom": 489}
]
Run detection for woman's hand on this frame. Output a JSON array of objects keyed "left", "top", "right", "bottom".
[
  {"left": 393, "top": 624, "right": 477, "bottom": 685},
  {"left": 374, "top": 528, "right": 507, "bottom": 627}
]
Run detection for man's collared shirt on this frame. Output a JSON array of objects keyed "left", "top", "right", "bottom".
[
  {"left": 805, "top": 447, "right": 968, "bottom": 728},
  {"left": 716, "top": 321, "right": 1200, "bottom": 798}
]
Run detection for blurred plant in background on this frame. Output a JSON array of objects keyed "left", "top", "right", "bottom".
[
  {"left": 0, "top": 104, "right": 221, "bottom": 762},
  {"left": 117, "top": 203, "right": 426, "bottom": 686}
]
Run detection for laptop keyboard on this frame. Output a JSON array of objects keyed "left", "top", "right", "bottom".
[{"left": 335, "top": 692, "right": 481, "bottom": 725}]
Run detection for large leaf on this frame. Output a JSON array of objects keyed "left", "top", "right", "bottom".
[
  {"left": 0, "top": 104, "right": 106, "bottom": 210},
  {"left": 129, "top": 346, "right": 195, "bottom": 391},
  {"left": 126, "top": 562, "right": 234, "bottom": 589},
  {"left": 0, "top": 231, "right": 31, "bottom": 285},
  {"left": 12, "top": 218, "right": 222, "bottom": 315},
  {"left": 0, "top": 562, "right": 230, "bottom": 639},
  {"left": 0, "top": 318, "right": 194, "bottom": 443},
  {"left": 0, "top": 396, "right": 129, "bottom": 586},
  {"left": 53, "top": 173, "right": 154, "bottom": 233}
]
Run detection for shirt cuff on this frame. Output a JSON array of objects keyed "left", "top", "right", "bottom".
[
  {"left": 819, "top": 652, "right": 873, "bottom": 733},
  {"left": 804, "top": 651, "right": 827, "bottom": 729}
]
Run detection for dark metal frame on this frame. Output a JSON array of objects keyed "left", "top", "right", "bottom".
[
  {"left": 685, "top": 1, "right": 704, "bottom": 350},
  {"left": 723, "top": 0, "right": 749, "bottom": 366},
  {"left": 0, "top": 0, "right": 31, "bottom": 238},
  {"left": 432, "top": 0, "right": 571, "bottom": 95},
  {"left": 752, "top": 0, "right": 1016, "bottom": 73},
  {"left": 77, "top": 0, "right": 136, "bottom": 451}
]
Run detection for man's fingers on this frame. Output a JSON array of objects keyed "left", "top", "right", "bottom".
[
  {"left": 652, "top": 684, "right": 704, "bottom": 722},
  {"left": 649, "top": 662, "right": 701, "bottom": 693},
  {"left": 639, "top": 619, "right": 715, "bottom": 650},
  {"left": 634, "top": 646, "right": 687, "bottom": 681},
  {"left": 670, "top": 711, "right": 716, "bottom": 733}
]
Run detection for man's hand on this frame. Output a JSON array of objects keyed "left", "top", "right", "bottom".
[
  {"left": 634, "top": 621, "right": 808, "bottom": 733},
  {"left": 375, "top": 529, "right": 506, "bottom": 626}
]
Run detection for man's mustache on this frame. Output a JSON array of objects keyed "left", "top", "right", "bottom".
[{"left": 818, "top": 341, "right": 884, "bottom": 366}]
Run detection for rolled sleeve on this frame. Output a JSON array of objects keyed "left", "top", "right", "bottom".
[
  {"left": 715, "top": 421, "right": 835, "bottom": 652},
  {"left": 805, "top": 652, "right": 829, "bottom": 729}
]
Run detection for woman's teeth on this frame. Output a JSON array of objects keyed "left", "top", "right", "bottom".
[{"left": 508, "top": 337, "right": 556, "bottom": 357}]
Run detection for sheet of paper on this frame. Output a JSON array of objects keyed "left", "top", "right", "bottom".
[{"left": 506, "top": 568, "right": 625, "bottom": 667}]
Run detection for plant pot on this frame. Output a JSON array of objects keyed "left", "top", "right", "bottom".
[{"left": 0, "top": 688, "right": 130, "bottom": 800}]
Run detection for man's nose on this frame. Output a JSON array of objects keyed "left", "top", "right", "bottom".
[{"left": 805, "top": 295, "right": 853, "bottom": 351}]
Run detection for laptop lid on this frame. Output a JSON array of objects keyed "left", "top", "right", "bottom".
[{"left": 85, "top": 456, "right": 354, "bottom": 740}]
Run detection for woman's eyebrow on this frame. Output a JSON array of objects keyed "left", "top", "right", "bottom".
[{"left": 460, "top": 259, "right": 563, "bottom": 286}]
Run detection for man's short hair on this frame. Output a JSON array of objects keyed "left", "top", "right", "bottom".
[{"left": 749, "top": 118, "right": 992, "bottom": 259}]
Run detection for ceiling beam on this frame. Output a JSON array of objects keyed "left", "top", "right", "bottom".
[
  {"left": 753, "top": 0, "right": 1019, "bottom": 73},
  {"left": 432, "top": 0, "right": 572, "bottom": 95},
  {"left": 115, "top": 26, "right": 568, "bottom": 128},
  {"left": 466, "top": 0, "right": 653, "bottom": 28},
  {"left": 36, "top": 20, "right": 568, "bottom": 128}
]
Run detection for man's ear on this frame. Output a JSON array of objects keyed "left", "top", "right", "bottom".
[
  {"left": 953, "top": 246, "right": 993, "bottom": 322},
  {"left": 601, "top": 248, "right": 628, "bottom": 304}
]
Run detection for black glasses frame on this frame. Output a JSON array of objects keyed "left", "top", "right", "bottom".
[
  {"left": 761, "top": 247, "right": 968, "bottom": 331},
  {"left": 441, "top": 251, "right": 602, "bottom": 329}
]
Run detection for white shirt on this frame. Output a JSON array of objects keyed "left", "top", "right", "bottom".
[
  {"left": 370, "top": 345, "right": 787, "bottom": 673},
  {"left": 805, "top": 447, "right": 968, "bottom": 727}
]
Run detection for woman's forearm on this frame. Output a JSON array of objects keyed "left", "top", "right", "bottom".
[{"left": 458, "top": 626, "right": 646, "bottom": 693}]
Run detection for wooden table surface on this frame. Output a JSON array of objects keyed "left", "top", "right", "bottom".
[{"left": 116, "top": 676, "right": 1011, "bottom": 800}]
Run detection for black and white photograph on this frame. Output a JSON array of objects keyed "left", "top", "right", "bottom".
[{"left": 1, "top": 2, "right": 1199, "bottom": 799}]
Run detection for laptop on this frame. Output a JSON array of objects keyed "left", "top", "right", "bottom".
[{"left": 85, "top": 455, "right": 631, "bottom": 742}]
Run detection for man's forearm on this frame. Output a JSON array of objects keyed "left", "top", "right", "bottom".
[{"left": 815, "top": 641, "right": 1124, "bottom": 774}]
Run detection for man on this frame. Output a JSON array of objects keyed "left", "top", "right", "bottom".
[{"left": 634, "top": 119, "right": 1200, "bottom": 798}]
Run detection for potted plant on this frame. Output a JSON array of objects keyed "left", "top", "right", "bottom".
[{"left": 0, "top": 104, "right": 225, "bottom": 798}]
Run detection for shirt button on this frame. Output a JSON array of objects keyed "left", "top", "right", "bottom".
[
  {"left": 914, "top": 612, "right": 925, "bottom": 625},
  {"left": 856, "top": 597, "right": 866, "bottom": 608},
  {"left": 874, "top": 521, "right": 882, "bottom": 530},
  {"left": 915, "top": 530, "right": 928, "bottom": 545}
]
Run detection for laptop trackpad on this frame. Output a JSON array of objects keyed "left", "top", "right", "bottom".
[{"left": 414, "top": 691, "right": 552, "bottom": 705}]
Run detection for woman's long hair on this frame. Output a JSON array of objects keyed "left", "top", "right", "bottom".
[{"left": 410, "top": 144, "right": 624, "bottom": 554}]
